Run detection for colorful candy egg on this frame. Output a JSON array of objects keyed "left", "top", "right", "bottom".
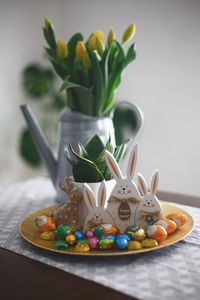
[
  {"left": 125, "top": 225, "right": 145, "bottom": 240},
  {"left": 141, "top": 239, "right": 158, "bottom": 248},
  {"left": 100, "top": 235, "right": 116, "bottom": 240},
  {"left": 95, "top": 224, "right": 120, "bottom": 237},
  {"left": 89, "top": 237, "right": 99, "bottom": 249},
  {"left": 55, "top": 225, "right": 74, "bottom": 239},
  {"left": 75, "top": 230, "right": 84, "bottom": 240},
  {"left": 115, "top": 238, "right": 128, "bottom": 249},
  {"left": 85, "top": 230, "right": 94, "bottom": 239},
  {"left": 116, "top": 234, "right": 130, "bottom": 241},
  {"left": 99, "top": 238, "right": 115, "bottom": 250},
  {"left": 166, "top": 214, "right": 187, "bottom": 228},
  {"left": 65, "top": 234, "right": 76, "bottom": 245},
  {"left": 134, "top": 228, "right": 145, "bottom": 241},
  {"left": 128, "top": 240, "right": 142, "bottom": 250},
  {"left": 75, "top": 243, "right": 90, "bottom": 252},
  {"left": 146, "top": 224, "right": 167, "bottom": 242},
  {"left": 40, "top": 231, "right": 55, "bottom": 240},
  {"left": 54, "top": 241, "right": 69, "bottom": 251},
  {"left": 155, "top": 218, "right": 177, "bottom": 234},
  {"left": 35, "top": 215, "right": 55, "bottom": 232},
  {"left": 77, "top": 239, "right": 89, "bottom": 244}
]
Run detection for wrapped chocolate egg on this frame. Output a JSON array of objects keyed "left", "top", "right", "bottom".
[
  {"left": 99, "top": 238, "right": 115, "bottom": 250},
  {"left": 75, "top": 230, "right": 84, "bottom": 240},
  {"left": 85, "top": 230, "right": 94, "bottom": 239},
  {"left": 54, "top": 241, "right": 69, "bottom": 251},
  {"left": 116, "top": 234, "right": 130, "bottom": 241},
  {"left": 155, "top": 218, "right": 177, "bottom": 234},
  {"left": 55, "top": 225, "right": 74, "bottom": 239},
  {"left": 75, "top": 242, "right": 90, "bottom": 252},
  {"left": 147, "top": 224, "right": 167, "bottom": 242},
  {"left": 100, "top": 235, "right": 115, "bottom": 241},
  {"left": 35, "top": 215, "right": 55, "bottom": 232},
  {"left": 166, "top": 213, "right": 187, "bottom": 228},
  {"left": 125, "top": 225, "right": 145, "bottom": 240},
  {"left": 141, "top": 239, "right": 158, "bottom": 248},
  {"left": 115, "top": 238, "right": 128, "bottom": 250},
  {"left": 95, "top": 224, "right": 120, "bottom": 237},
  {"left": 65, "top": 234, "right": 76, "bottom": 245},
  {"left": 128, "top": 240, "right": 142, "bottom": 250},
  {"left": 40, "top": 231, "right": 55, "bottom": 240},
  {"left": 89, "top": 237, "right": 99, "bottom": 249},
  {"left": 77, "top": 239, "right": 89, "bottom": 244}
]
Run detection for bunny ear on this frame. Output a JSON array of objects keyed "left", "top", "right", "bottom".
[
  {"left": 105, "top": 150, "right": 123, "bottom": 180},
  {"left": 83, "top": 183, "right": 96, "bottom": 210},
  {"left": 137, "top": 173, "right": 148, "bottom": 196},
  {"left": 127, "top": 144, "right": 137, "bottom": 179},
  {"left": 150, "top": 170, "right": 159, "bottom": 195},
  {"left": 98, "top": 180, "right": 107, "bottom": 208}
]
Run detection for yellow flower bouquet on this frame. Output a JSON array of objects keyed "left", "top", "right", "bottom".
[{"left": 43, "top": 18, "right": 136, "bottom": 117}]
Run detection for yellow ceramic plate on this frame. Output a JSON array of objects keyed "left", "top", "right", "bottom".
[{"left": 19, "top": 202, "right": 194, "bottom": 256}]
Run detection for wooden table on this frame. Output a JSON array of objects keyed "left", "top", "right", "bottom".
[{"left": 1, "top": 191, "right": 199, "bottom": 300}]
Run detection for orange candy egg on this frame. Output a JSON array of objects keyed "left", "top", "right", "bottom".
[
  {"left": 146, "top": 224, "right": 167, "bottom": 242},
  {"left": 166, "top": 213, "right": 187, "bottom": 228},
  {"left": 35, "top": 215, "right": 55, "bottom": 232},
  {"left": 155, "top": 218, "right": 177, "bottom": 234}
]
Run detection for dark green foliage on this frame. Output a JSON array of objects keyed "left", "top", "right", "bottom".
[
  {"left": 19, "top": 128, "right": 41, "bottom": 166},
  {"left": 64, "top": 134, "right": 130, "bottom": 182},
  {"left": 113, "top": 105, "right": 139, "bottom": 145},
  {"left": 22, "top": 64, "right": 54, "bottom": 98}
]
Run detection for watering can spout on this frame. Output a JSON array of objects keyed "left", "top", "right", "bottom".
[{"left": 20, "top": 104, "right": 58, "bottom": 186}]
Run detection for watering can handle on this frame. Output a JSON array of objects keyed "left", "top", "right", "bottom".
[{"left": 109, "top": 100, "right": 144, "bottom": 142}]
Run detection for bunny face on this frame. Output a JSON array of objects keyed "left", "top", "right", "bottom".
[
  {"left": 105, "top": 144, "right": 141, "bottom": 232},
  {"left": 83, "top": 181, "right": 115, "bottom": 232},
  {"left": 135, "top": 170, "right": 163, "bottom": 229}
]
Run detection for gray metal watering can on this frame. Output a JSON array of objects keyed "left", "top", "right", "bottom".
[{"left": 20, "top": 102, "right": 143, "bottom": 203}]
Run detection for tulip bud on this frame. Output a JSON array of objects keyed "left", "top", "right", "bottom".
[
  {"left": 45, "top": 16, "right": 52, "bottom": 31},
  {"left": 122, "top": 23, "right": 136, "bottom": 44},
  {"left": 76, "top": 41, "right": 86, "bottom": 63},
  {"left": 95, "top": 36, "right": 104, "bottom": 57},
  {"left": 56, "top": 39, "right": 68, "bottom": 60},
  {"left": 88, "top": 31, "right": 104, "bottom": 50},
  {"left": 82, "top": 51, "right": 90, "bottom": 70},
  {"left": 107, "top": 28, "right": 115, "bottom": 45}
]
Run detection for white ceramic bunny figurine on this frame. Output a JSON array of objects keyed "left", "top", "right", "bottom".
[
  {"left": 83, "top": 181, "right": 115, "bottom": 232},
  {"left": 135, "top": 170, "right": 163, "bottom": 229},
  {"left": 105, "top": 144, "right": 141, "bottom": 233}
]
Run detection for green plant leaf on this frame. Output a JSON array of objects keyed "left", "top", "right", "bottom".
[
  {"left": 59, "top": 80, "right": 89, "bottom": 93},
  {"left": 124, "top": 43, "right": 136, "bottom": 68},
  {"left": 69, "top": 145, "right": 98, "bottom": 168},
  {"left": 48, "top": 23, "right": 57, "bottom": 50},
  {"left": 67, "top": 32, "right": 83, "bottom": 58},
  {"left": 78, "top": 142, "right": 89, "bottom": 159},
  {"left": 114, "top": 139, "right": 130, "bottom": 162},
  {"left": 73, "top": 161, "right": 104, "bottom": 182},
  {"left": 94, "top": 138, "right": 113, "bottom": 176},
  {"left": 85, "top": 134, "right": 105, "bottom": 161},
  {"left": 86, "top": 46, "right": 104, "bottom": 116}
]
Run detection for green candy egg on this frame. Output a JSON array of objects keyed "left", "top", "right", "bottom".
[{"left": 54, "top": 241, "right": 69, "bottom": 251}]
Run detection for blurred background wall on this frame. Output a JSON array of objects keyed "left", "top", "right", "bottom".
[{"left": 0, "top": 0, "right": 200, "bottom": 196}]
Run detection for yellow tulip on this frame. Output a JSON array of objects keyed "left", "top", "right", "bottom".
[
  {"left": 76, "top": 41, "right": 86, "bottom": 63},
  {"left": 122, "top": 23, "right": 136, "bottom": 44},
  {"left": 56, "top": 39, "right": 68, "bottom": 60},
  {"left": 96, "top": 36, "right": 104, "bottom": 57},
  {"left": 107, "top": 28, "right": 115, "bottom": 45},
  {"left": 88, "top": 31, "right": 104, "bottom": 50},
  {"left": 45, "top": 16, "right": 52, "bottom": 31},
  {"left": 82, "top": 51, "right": 90, "bottom": 70}
]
